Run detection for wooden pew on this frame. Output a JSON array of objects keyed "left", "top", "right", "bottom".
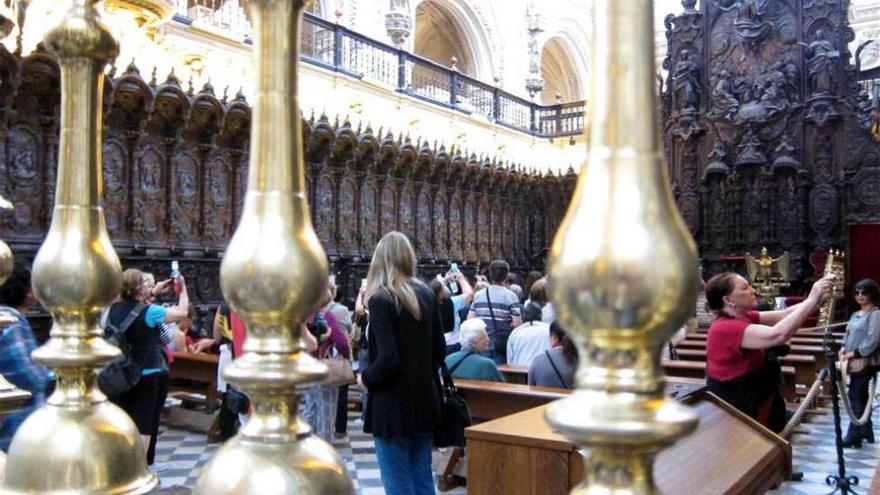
[
  {"left": 674, "top": 348, "right": 818, "bottom": 386},
  {"left": 466, "top": 390, "right": 791, "bottom": 495},
  {"left": 455, "top": 379, "right": 568, "bottom": 421},
  {"left": 677, "top": 340, "right": 828, "bottom": 369},
  {"left": 456, "top": 376, "right": 706, "bottom": 421},
  {"left": 686, "top": 334, "right": 827, "bottom": 346},
  {"left": 167, "top": 352, "right": 221, "bottom": 441},
  {"left": 498, "top": 364, "right": 529, "bottom": 384},
  {"left": 662, "top": 359, "right": 798, "bottom": 401}
]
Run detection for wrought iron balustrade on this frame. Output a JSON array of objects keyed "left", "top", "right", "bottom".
[{"left": 172, "top": 5, "right": 586, "bottom": 138}]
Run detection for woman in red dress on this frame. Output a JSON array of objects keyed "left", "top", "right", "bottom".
[{"left": 704, "top": 272, "right": 834, "bottom": 432}]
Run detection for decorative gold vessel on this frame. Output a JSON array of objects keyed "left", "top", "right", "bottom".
[
  {"left": 546, "top": 1, "right": 700, "bottom": 493},
  {"left": 0, "top": 0, "right": 157, "bottom": 492},
  {"left": 192, "top": 0, "right": 353, "bottom": 493}
]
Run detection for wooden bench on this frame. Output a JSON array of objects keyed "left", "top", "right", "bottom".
[
  {"left": 466, "top": 390, "right": 791, "bottom": 495},
  {"left": 498, "top": 364, "right": 529, "bottom": 384},
  {"left": 687, "top": 334, "right": 827, "bottom": 346},
  {"left": 674, "top": 349, "right": 818, "bottom": 386},
  {"left": 677, "top": 340, "right": 828, "bottom": 369},
  {"left": 662, "top": 359, "right": 798, "bottom": 401},
  {"left": 167, "top": 352, "right": 222, "bottom": 442},
  {"left": 456, "top": 376, "right": 706, "bottom": 421}
]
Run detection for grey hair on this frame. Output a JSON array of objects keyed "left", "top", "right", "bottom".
[{"left": 460, "top": 320, "right": 488, "bottom": 350}]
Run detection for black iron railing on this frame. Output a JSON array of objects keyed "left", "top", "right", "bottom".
[{"left": 175, "top": 10, "right": 586, "bottom": 138}]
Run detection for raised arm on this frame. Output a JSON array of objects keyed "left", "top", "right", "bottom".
[
  {"left": 163, "top": 276, "right": 190, "bottom": 322},
  {"left": 741, "top": 275, "right": 833, "bottom": 349}
]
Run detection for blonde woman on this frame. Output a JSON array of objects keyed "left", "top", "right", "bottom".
[
  {"left": 359, "top": 232, "right": 445, "bottom": 495},
  {"left": 106, "top": 268, "right": 189, "bottom": 463}
]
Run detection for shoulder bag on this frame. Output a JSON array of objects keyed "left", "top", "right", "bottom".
[
  {"left": 434, "top": 359, "right": 472, "bottom": 447},
  {"left": 98, "top": 303, "right": 147, "bottom": 398},
  {"left": 544, "top": 350, "right": 572, "bottom": 389}
]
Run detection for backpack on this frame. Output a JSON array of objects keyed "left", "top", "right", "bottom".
[{"left": 98, "top": 303, "right": 147, "bottom": 398}]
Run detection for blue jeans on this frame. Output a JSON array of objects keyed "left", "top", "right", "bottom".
[{"left": 374, "top": 432, "right": 435, "bottom": 495}]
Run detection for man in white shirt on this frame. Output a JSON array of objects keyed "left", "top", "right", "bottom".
[{"left": 506, "top": 302, "right": 550, "bottom": 366}]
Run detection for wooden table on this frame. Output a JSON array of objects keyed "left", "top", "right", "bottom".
[
  {"left": 466, "top": 390, "right": 791, "bottom": 495},
  {"left": 168, "top": 352, "right": 222, "bottom": 441}
]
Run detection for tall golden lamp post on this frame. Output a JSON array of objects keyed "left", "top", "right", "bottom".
[
  {"left": 192, "top": 0, "right": 353, "bottom": 493},
  {"left": 0, "top": 0, "right": 158, "bottom": 492},
  {"left": 546, "top": 1, "right": 701, "bottom": 493}
]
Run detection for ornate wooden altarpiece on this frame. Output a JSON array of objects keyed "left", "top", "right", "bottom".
[
  {"left": 662, "top": 0, "right": 880, "bottom": 282},
  {"left": 0, "top": 46, "right": 575, "bottom": 333}
]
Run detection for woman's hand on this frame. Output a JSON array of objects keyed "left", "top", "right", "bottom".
[
  {"left": 152, "top": 279, "right": 173, "bottom": 296},
  {"left": 807, "top": 274, "right": 835, "bottom": 305},
  {"left": 356, "top": 373, "right": 365, "bottom": 389}
]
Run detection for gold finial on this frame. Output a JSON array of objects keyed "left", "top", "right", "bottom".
[
  {"left": 192, "top": 0, "right": 352, "bottom": 493},
  {"left": 546, "top": 1, "right": 699, "bottom": 493},
  {"left": 1, "top": 0, "right": 158, "bottom": 492}
]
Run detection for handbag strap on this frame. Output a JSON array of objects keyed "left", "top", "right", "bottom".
[
  {"left": 484, "top": 287, "right": 499, "bottom": 329},
  {"left": 448, "top": 351, "right": 474, "bottom": 375},
  {"left": 114, "top": 303, "right": 147, "bottom": 335},
  {"left": 544, "top": 350, "right": 570, "bottom": 389}
]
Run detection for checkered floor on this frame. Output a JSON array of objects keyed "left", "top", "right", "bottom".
[{"left": 150, "top": 399, "right": 879, "bottom": 494}]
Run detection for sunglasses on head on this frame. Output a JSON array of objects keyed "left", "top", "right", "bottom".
[{"left": 854, "top": 289, "right": 869, "bottom": 295}]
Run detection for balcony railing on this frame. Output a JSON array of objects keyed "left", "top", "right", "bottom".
[{"left": 173, "top": 2, "right": 586, "bottom": 138}]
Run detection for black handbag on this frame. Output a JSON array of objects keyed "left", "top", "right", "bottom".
[
  {"left": 433, "top": 359, "right": 472, "bottom": 448},
  {"left": 98, "top": 303, "right": 147, "bottom": 398}
]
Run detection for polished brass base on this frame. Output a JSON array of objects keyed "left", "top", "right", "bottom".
[
  {"left": 194, "top": 434, "right": 352, "bottom": 494},
  {"left": 0, "top": 240, "right": 11, "bottom": 286},
  {"left": 1, "top": 401, "right": 157, "bottom": 494}
]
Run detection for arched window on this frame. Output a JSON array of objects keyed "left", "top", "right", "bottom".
[
  {"left": 414, "top": 1, "right": 476, "bottom": 75},
  {"left": 540, "top": 36, "right": 584, "bottom": 105}
]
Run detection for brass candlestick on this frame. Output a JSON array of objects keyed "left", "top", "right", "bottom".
[
  {"left": 546, "top": 1, "right": 700, "bottom": 493},
  {"left": 192, "top": 0, "right": 353, "bottom": 493},
  {"left": 0, "top": 0, "right": 157, "bottom": 493}
]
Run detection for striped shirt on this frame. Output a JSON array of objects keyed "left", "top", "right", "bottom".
[{"left": 468, "top": 285, "right": 522, "bottom": 338}]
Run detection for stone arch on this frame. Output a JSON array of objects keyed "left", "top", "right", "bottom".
[
  {"left": 412, "top": 0, "right": 496, "bottom": 81},
  {"left": 539, "top": 29, "right": 588, "bottom": 104}
]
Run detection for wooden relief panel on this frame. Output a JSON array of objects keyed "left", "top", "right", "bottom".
[
  {"left": 434, "top": 190, "right": 448, "bottom": 260},
  {"left": 477, "top": 196, "right": 489, "bottom": 261},
  {"left": 339, "top": 178, "right": 357, "bottom": 254},
  {"left": 169, "top": 147, "right": 201, "bottom": 244},
  {"left": 103, "top": 137, "right": 129, "bottom": 239},
  {"left": 203, "top": 153, "right": 232, "bottom": 245},
  {"left": 5, "top": 125, "right": 42, "bottom": 235},
  {"left": 464, "top": 196, "right": 477, "bottom": 261},
  {"left": 132, "top": 139, "right": 166, "bottom": 242},
  {"left": 416, "top": 187, "right": 432, "bottom": 258},
  {"left": 399, "top": 182, "right": 414, "bottom": 241},
  {"left": 380, "top": 182, "right": 395, "bottom": 237},
  {"left": 449, "top": 192, "right": 463, "bottom": 260},
  {"left": 315, "top": 174, "right": 335, "bottom": 251},
  {"left": 362, "top": 181, "right": 379, "bottom": 250}
]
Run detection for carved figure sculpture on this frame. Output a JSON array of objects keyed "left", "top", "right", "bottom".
[
  {"left": 713, "top": 0, "right": 772, "bottom": 58},
  {"left": 672, "top": 49, "right": 701, "bottom": 112},
  {"left": 708, "top": 69, "right": 739, "bottom": 119},
  {"left": 803, "top": 30, "right": 838, "bottom": 95}
]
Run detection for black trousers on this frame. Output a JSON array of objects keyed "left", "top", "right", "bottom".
[
  {"left": 335, "top": 384, "right": 349, "bottom": 434},
  {"left": 112, "top": 371, "right": 168, "bottom": 465},
  {"left": 845, "top": 367, "right": 877, "bottom": 440}
]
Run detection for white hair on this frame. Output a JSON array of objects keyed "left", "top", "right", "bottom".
[{"left": 460, "top": 319, "right": 488, "bottom": 350}]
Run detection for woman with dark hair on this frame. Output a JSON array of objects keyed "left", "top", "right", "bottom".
[
  {"left": 527, "top": 321, "right": 577, "bottom": 389},
  {"left": 107, "top": 268, "right": 189, "bottom": 463},
  {"left": 839, "top": 278, "right": 880, "bottom": 448},
  {"left": 359, "top": 231, "right": 445, "bottom": 494},
  {"left": 703, "top": 271, "right": 833, "bottom": 432}
]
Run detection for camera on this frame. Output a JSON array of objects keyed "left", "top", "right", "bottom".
[
  {"left": 306, "top": 311, "right": 329, "bottom": 339},
  {"left": 448, "top": 263, "right": 460, "bottom": 294}
]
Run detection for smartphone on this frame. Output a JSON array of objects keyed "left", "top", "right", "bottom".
[
  {"left": 361, "top": 278, "right": 367, "bottom": 290},
  {"left": 171, "top": 260, "right": 181, "bottom": 295},
  {"left": 448, "top": 263, "right": 460, "bottom": 294}
]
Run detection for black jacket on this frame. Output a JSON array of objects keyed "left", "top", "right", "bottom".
[{"left": 363, "top": 282, "right": 445, "bottom": 439}]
